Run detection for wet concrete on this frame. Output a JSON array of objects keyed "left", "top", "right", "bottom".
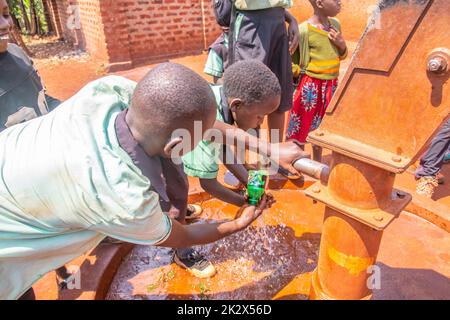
[
  {"left": 106, "top": 189, "right": 450, "bottom": 300},
  {"left": 107, "top": 190, "right": 323, "bottom": 300}
]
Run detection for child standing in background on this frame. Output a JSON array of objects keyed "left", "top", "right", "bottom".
[
  {"left": 212, "top": 0, "right": 300, "bottom": 144},
  {"left": 415, "top": 119, "right": 450, "bottom": 198},
  {"left": 286, "top": 0, "right": 347, "bottom": 161},
  {"left": 204, "top": 27, "right": 229, "bottom": 84}
]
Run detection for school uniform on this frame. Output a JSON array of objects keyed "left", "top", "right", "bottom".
[
  {"left": 204, "top": 16, "right": 243, "bottom": 79},
  {"left": 0, "top": 76, "right": 186, "bottom": 300},
  {"left": 231, "top": 0, "right": 294, "bottom": 112},
  {"left": 204, "top": 33, "right": 229, "bottom": 79},
  {"left": 183, "top": 85, "right": 234, "bottom": 179}
]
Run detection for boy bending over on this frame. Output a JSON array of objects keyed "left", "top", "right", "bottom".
[{"left": 0, "top": 63, "right": 273, "bottom": 300}]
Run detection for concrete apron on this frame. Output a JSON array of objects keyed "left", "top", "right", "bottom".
[{"left": 32, "top": 173, "right": 450, "bottom": 300}]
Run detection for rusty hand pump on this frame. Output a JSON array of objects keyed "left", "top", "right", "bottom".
[
  {"left": 427, "top": 48, "right": 449, "bottom": 75},
  {"left": 294, "top": 0, "right": 449, "bottom": 300}
]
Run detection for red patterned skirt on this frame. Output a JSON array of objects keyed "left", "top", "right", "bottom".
[{"left": 286, "top": 75, "right": 338, "bottom": 143}]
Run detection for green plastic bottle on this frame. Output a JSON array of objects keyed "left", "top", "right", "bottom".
[{"left": 247, "top": 170, "right": 269, "bottom": 205}]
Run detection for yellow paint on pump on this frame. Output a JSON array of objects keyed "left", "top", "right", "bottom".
[{"left": 327, "top": 246, "right": 375, "bottom": 276}]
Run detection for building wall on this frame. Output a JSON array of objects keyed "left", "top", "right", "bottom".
[
  {"left": 101, "top": 0, "right": 221, "bottom": 67},
  {"left": 52, "top": 0, "right": 109, "bottom": 61},
  {"left": 51, "top": 0, "right": 221, "bottom": 70},
  {"left": 49, "top": 0, "right": 377, "bottom": 71}
]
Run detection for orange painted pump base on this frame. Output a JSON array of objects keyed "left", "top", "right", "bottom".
[
  {"left": 309, "top": 208, "right": 383, "bottom": 300},
  {"left": 309, "top": 270, "right": 372, "bottom": 300},
  {"left": 309, "top": 270, "right": 334, "bottom": 300},
  {"left": 307, "top": 153, "right": 404, "bottom": 300}
]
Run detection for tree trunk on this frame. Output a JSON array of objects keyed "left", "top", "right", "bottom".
[
  {"left": 10, "top": 11, "right": 21, "bottom": 30},
  {"left": 42, "top": 0, "right": 54, "bottom": 34},
  {"left": 29, "top": 0, "right": 37, "bottom": 35},
  {"left": 19, "top": 0, "right": 31, "bottom": 34},
  {"left": 33, "top": 0, "right": 44, "bottom": 36}
]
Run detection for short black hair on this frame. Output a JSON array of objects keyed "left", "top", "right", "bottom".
[
  {"left": 130, "top": 62, "right": 216, "bottom": 136},
  {"left": 223, "top": 60, "right": 281, "bottom": 105}
]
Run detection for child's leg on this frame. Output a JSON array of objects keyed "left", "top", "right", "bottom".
[
  {"left": 286, "top": 76, "right": 316, "bottom": 144},
  {"left": 416, "top": 119, "right": 450, "bottom": 180},
  {"left": 160, "top": 160, "right": 189, "bottom": 224},
  {"left": 160, "top": 159, "right": 216, "bottom": 278},
  {"left": 444, "top": 146, "right": 450, "bottom": 163},
  {"left": 268, "top": 110, "right": 287, "bottom": 143},
  {"left": 308, "top": 78, "right": 338, "bottom": 163}
]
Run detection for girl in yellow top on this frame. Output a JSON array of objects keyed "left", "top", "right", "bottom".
[{"left": 286, "top": 0, "right": 347, "bottom": 161}]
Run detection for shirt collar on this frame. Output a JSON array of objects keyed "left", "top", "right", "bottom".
[
  {"left": 219, "top": 86, "right": 235, "bottom": 125},
  {"left": 114, "top": 109, "right": 170, "bottom": 202}
]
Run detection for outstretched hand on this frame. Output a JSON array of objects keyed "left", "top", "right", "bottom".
[
  {"left": 270, "top": 140, "right": 310, "bottom": 175},
  {"left": 235, "top": 193, "right": 276, "bottom": 230}
]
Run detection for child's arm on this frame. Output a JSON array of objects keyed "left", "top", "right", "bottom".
[
  {"left": 157, "top": 194, "right": 274, "bottom": 248},
  {"left": 285, "top": 10, "right": 299, "bottom": 54},
  {"left": 222, "top": 145, "right": 249, "bottom": 184},
  {"left": 199, "top": 146, "right": 247, "bottom": 207},
  {"left": 329, "top": 26, "right": 348, "bottom": 59},
  {"left": 224, "top": 162, "right": 248, "bottom": 185},
  {"left": 200, "top": 178, "right": 246, "bottom": 207},
  {"left": 212, "top": 120, "right": 309, "bottom": 174}
]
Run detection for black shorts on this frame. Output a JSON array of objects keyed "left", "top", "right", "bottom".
[{"left": 232, "top": 7, "right": 294, "bottom": 112}]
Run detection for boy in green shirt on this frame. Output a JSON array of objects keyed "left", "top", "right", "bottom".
[{"left": 183, "top": 60, "right": 307, "bottom": 207}]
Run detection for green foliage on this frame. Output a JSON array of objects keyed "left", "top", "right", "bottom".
[
  {"left": 198, "top": 282, "right": 210, "bottom": 300},
  {"left": 146, "top": 270, "right": 177, "bottom": 293},
  {"left": 6, "top": 0, "right": 21, "bottom": 18},
  {"left": 7, "top": 0, "right": 49, "bottom": 35}
]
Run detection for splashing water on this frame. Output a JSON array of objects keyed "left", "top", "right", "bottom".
[{"left": 107, "top": 190, "right": 322, "bottom": 300}]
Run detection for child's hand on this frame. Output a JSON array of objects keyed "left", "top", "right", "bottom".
[
  {"left": 288, "top": 20, "right": 300, "bottom": 55},
  {"left": 285, "top": 11, "right": 299, "bottom": 55},
  {"left": 270, "top": 141, "right": 310, "bottom": 175},
  {"left": 328, "top": 26, "right": 347, "bottom": 56},
  {"left": 235, "top": 193, "right": 275, "bottom": 229}
]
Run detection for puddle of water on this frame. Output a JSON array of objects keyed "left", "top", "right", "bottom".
[{"left": 107, "top": 190, "right": 324, "bottom": 300}]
